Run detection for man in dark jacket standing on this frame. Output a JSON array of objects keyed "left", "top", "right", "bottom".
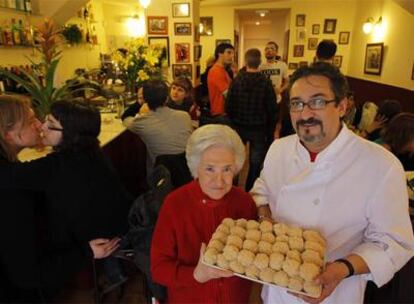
[{"left": 226, "top": 48, "right": 277, "bottom": 191}]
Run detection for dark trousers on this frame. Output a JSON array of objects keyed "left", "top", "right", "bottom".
[{"left": 235, "top": 126, "right": 268, "bottom": 191}]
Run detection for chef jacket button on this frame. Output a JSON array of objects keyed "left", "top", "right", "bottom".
[{"left": 313, "top": 198, "right": 320, "bottom": 205}]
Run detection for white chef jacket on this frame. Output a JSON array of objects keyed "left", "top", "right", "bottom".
[{"left": 251, "top": 125, "right": 414, "bottom": 304}]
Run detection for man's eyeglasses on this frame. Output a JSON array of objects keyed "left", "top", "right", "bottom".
[{"left": 289, "top": 98, "right": 337, "bottom": 112}]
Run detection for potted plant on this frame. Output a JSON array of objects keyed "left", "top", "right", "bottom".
[{"left": 61, "top": 24, "right": 83, "bottom": 45}]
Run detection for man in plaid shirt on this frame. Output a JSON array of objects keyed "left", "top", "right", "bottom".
[{"left": 226, "top": 49, "right": 277, "bottom": 191}]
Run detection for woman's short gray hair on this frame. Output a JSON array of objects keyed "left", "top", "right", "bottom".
[{"left": 186, "top": 124, "right": 245, "bottom": 178}]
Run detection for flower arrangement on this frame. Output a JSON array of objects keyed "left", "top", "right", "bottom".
[{"left": 112, "top": 38, "right": 165, "bottom": 92}]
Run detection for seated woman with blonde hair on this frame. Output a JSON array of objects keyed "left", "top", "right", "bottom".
[{"left": 151, "top": 124, "right": 257, "bottom": 303}]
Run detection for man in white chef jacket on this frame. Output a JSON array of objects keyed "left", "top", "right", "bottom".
[{"left": 251, "top": 62, "right": 414, "bottom": 304}]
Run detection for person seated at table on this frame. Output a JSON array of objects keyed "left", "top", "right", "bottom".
[
  {"left": 123, "top": 79, "right": 193, "bottom": 168},
  {"left": 0, "top": 95, "right": 43, "bottom": 302},
  {"left": 0, "top": 98, "right": 132, "bottom": 300},
  {"left": 379, "top": 112, "right": 414, "bottom": 170},
  {"left": 121, "top": 84, "right": 146, "bottom": 120},
  {"left": 166, "top": 76, "right": 196, "bottom": 116},
  {"left": 151, "top": 124, "right": 257, "bottom": 303}
]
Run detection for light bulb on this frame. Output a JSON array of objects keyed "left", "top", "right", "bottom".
[
  {"left": 139, "top": 0, "right": 151, "bottom": 9},
  {"left": 363, "top": 21, "right": 373, "bottom": 34}
]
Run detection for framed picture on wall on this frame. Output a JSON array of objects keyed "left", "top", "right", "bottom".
[
  {"left": 296, "top": 28, "right": 306, "bottom": 42},
  {"left": 172, "top": 3, "right": 190, "bottom": 18},
  {"left": 175, "top": 43, "right": 190, "bottom": 63},
  {"left": 194, "top": 24, "right": 200, "bottom": 42},
  {"left": 364, "top": 43, "right": 384, "bottom": 75},
  {"left": 333, "top": 55, "right": 343, "bottom": 68},
  {"left": 288, "top": 62, "right": 299, "bottom": 70},
  {"left": 148, "top": 36, "right": 170, "bottom": 66},
  {"left": 148, "top": 16, "right": 168, "bottom": 35},
  {"left": 312, "top": 24, "right": 320, "bottom": 35},
  {"left": 174, "top": 22, "right": 192, "bottom": 35},
  {"left": 216, "top": 39, "right": 231, "bottom": 47},
  {"left": 293, "top": 45, "right": 304, "bottom": 57},
  {"left": 323, "top": 19, "right": 337, "bottom": 34},
  {"left": 296, "top": 14, "right": 305, "bottom": 26},
  {"left": 339, "top": 31, "right": 350, "bottom": 44},
  {"left": 172, "top": 64, "right": 192, "bottom": 79},
  {"left": 308, "top": 38, "right": 318, "bottom": 50},
  {"left": 299, "top": 61, "right": 308, "bottom": 67},
  {"left": 200, "top": 17, "right": 213, "bottom": 36}
]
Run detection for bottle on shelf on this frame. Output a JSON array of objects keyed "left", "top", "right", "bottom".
[
  {"left": 24, "top": 0, "right": 31, "bottom": 13},
  {"left": 11, "top": 18, "right": 21, "bottom": 45},
  {"left": 17, "top": 19, "right": 27, "bottom": 45}
]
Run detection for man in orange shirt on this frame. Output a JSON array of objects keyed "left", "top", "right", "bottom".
[{"left": 207, "top": 43, "right": 234, "bottom": 115}]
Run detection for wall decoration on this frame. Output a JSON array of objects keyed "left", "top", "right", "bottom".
[
  {"left": 173, "top": 64, "right": 192, "bottom": 79},
  {"left": 200, "top": 17, "right": 213, "bottom": 36},
  {"left": 194, "top": 45, "right": 202, "bottom": 62},
  {"left": 339, "top": 31, "right": 350, "bottom": 45},
  {"left": 296, "top": 28, "right": 306, "bottom": 42},
  {"left": 148, "top": 16, "right": 168, "bottom": 35},
  {"left": 323, "top": 19, "right": 337, "bottom": 34},
  {"left": 333, "top": 55, "right": 343, "bottom": 68},
  {"left": 308, "top": 38, "right": 318, "bottom": 50},
  {"left": 172, "top": 3, "right": 190, "bottom": 18},
  {"left": 364, "top": 42, "right": 384, "bottom": 75},
  {"left": 174, "top": 22, "right": 192, "bottom": 35},
  {"left": 194, "top": 24, "right": 200, "bottom": 42},
  {"left": 288, "top": 62, "right": 299, "bottom": 70},
  {"left": 293, "top": 45, "right": 304, "bottom": 57},
  {"left": 299, "top": 61, "right": 308, "bottom": 67},
  {"left": 216, "top": 39, "right": 231, "bottom": 47},
  {"left": 175, "top": 43, "right": 190, "bottom": 63},
  {"left": 296, "top": 14, "right": 305, "bottom": 27},
  {"left": 312, "top": 24, "right": 320, "bottom": 35},
  {"left": 148, "top": 36, "right": 170, "bottom": 66}
]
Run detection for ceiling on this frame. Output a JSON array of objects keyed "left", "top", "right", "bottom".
[{"left": 200, "top": 0, "right": 280, "bottom": 6}]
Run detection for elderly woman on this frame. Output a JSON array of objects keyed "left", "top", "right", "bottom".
[{"left": 151, "top": 124, "right": 257, "bottom": 303}]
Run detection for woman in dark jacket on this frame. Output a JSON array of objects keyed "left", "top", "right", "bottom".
[{"left": 0, "top": 98, "right": 132, "bottom": 299}]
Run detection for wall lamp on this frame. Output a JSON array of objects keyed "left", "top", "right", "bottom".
[
  {"left": 139, "top": 0, "right": 151, "bottom": 9},
  {"left": 363, "top": 16, "right": 382, "bottom": 34}
]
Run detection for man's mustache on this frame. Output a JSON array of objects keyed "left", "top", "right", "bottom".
[{"left": 296, "top": 118, "right": 323, "bottom": 128}]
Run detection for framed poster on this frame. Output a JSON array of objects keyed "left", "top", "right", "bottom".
[
  {"left": 148, "top": 36, "right": 170, "bottom": 66},
  {"left": 338, "top": 31, "right": 350, "bottom": 45},
  {"left": 174, "top": 22, "right": 191, "bottom": 35},
  {"left": 148, "top": 16, "right": 168, "bottom": 35},
  {"left": 296, "top": 14, "right": 305, "bottom": 27},
  {"left": 293, "top": 45, "right": 304, "bottom": 57},
  {"left": 200, "top": 17, "right": 213, "bottom": 36},
  {"left": 172, "top": 64, "right": 192, "bottom": 79},
  {"left": 288, "top": 62, "right": 299, "bottom": 70},
  {"left": 172, "top": 3, "right": 190, "bottom": 18},
  {"left": 312, "top": 24, "right": 320, "bottom": 35},
  {"left": 333, "top": 55, "right": 343, "bottom": 68},
  {"left": 175, "top": 43, "right": 190, "bottom": 63},
  {"left": 308, "top": 38, "right": 318, "bottom": 50},
  {"left": 323, "top": 19, "right": 337, "bottom": 34},
  {"left": 364, "top": 43, "right": 384, "bottom": 75}
]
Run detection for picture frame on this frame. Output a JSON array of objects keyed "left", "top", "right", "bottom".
[
  {"left": 364, "top": 43, "right": 384, "bottom": 75},
  {"left": 172, "top": 64, "right": 192, "bottom": 79},
  {"left": 200, "top": 17, "right": 213, "bottom": 36},
  {"left": 194, "top": 45, "right": 202, "bottom": 62},
  {"left": 293, "top": 45, "right": 304, "bottom": 57},
  {"left": 296, "top": 28, "right": 306, "bottom": 42},
  {"left": 339, "top": 31, "right": 350, "bottom": 45},
  {"left": 333, "top": 55, "right": 343, "bottom": 68},
  {"left": 323, "top": 19, "right": 337, "bottom": 34},
  {"left": 172, "top": 3, "right": 190, "bottom": 18},
  {"left": 174, "top": 22, "right": 192, "bottom": 35},
  {"left": 288, "top": 62, "right": 299, "bottom": 70},
  {"left": 148, "top": 36, "right": 170, "bottom": 66},
  {"left": 194, "top": 24, "right": 200, "bottom": 42},
  {"left": 216, "top": 39, "right": 231, "bottom": 47},
  {"left": 299, "top": 61, "right": 308, "bottom": 67},
  {"left": 308, "top": 38, "right": 318, "bottom": 50},
  {"left": 312, "top": 24, "right": 320, "bottom": 35},
  {"left": 175, "top": 43, "right": 190, "bottom": 63},
  {"left": 296, "top": 14, "right": 305, "bottom": 27},
  {"left": 147, "top": 16, "right": 168, "bottom": 35}
]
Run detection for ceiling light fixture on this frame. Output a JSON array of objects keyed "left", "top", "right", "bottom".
[
  {"left": 139, "top": 0, "right": 151, "bottom": 9},
  {"left": 363, "top": 16, "right": 382, "bottom": 34}
]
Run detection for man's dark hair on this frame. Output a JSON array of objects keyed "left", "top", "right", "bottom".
[
  {"left": 381, "top": 113, "right": 414, "bottom": 154},
  {"left": 316, "top": 40, "right": 337, "bottom": 60},
  {"left": 214, "top": 43, "right": 234, "bottom": 60},
  {"left": 51, "top": 99, "right": 100, "bottom": 153},
  {"left": 266, "top": 41, "right": 279, "bottom": 51},
  {"left": 245, "top": 48, "right": 261, "bottom": 69},
  {"left": 143, "top": 80, "right": 169, "bottom": 111},
  {"left": 288, "top": 62, "right": 349, "bottom": 103},
  {"left": 377, "top": 99, "right": 402, "bottom": 120}
]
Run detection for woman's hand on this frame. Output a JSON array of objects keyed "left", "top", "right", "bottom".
[
  {"left": 89, "top": 237, "right": 121, "bottom": 259},
  {"left": 193, "top": 243, "right": 233, "bottom": 283},
  {"left": 365, "top": 114, "right": 388, "bottom": 134}
]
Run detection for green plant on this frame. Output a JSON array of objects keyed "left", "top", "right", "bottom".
[
  {"left": 62, "top": 24, "right": 83, "bottom": 45},
  {"left": 0, "top": 19, "right": 85, "bottom": 119}
]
